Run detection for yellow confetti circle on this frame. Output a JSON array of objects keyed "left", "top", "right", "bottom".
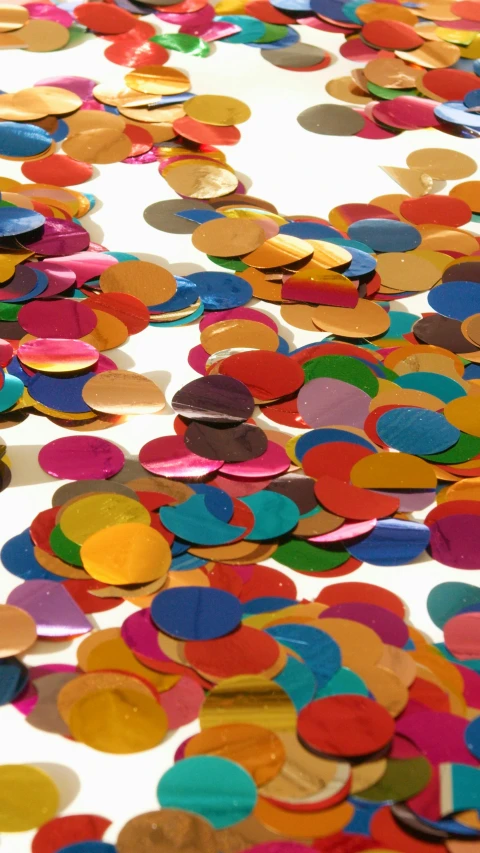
[{"left": 0, "top": 765, "right": 59, "bottom": 831}]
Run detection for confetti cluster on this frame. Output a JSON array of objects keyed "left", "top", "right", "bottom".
[
  {"left": 1, "top": 569, "right": 480, "bottom": 848},
  {"left": 1, "top": 0, "right": 480, "bottom": 846}
]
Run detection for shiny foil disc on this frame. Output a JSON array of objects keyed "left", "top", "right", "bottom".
[
  {"left": 17, "top": 338, "right": 99, "bottom": 373},
  {"left": 81, "top": 370, "right": 165, "bottom": 415}
]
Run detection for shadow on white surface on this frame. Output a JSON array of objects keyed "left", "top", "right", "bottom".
[{"left": 32, "top": 763, "right": 80, "bottom": 810}]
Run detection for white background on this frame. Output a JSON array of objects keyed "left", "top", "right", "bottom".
[{"left": 1, "top": 17, "right": 480, "bottom": 849}]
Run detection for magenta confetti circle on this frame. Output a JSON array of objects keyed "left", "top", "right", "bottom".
[
  {"left": 140, "top": 435, "right": 223, "bottom": 478},
  {"left": 18, "top": 299, "right": 97, "bottom": 339},
  {"left": 38, "top": 436, "right": 125, "bottom": 480},
  {"left": 22, "top": 218, "right": 90, "bottom": 256}
]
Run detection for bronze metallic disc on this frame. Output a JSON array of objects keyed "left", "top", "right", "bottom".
[
  {"left": 201, "top": 320, "right": 279, "bottom": 355},
  {"left": 312, "top": 300, "right": 390, "bottom": 338},
  {"left": 375, "top": 250, "right": 442, "bottom": 292},
  {"left": 81, "top": 370, "right": 165, "bottom": 415},
  {"left": 80, "top": 310, "right": 129, "bottom": 352},
  {"left": 364, "top": 57, "right": 420, "bottom": 88},
  {"left": 192, "top": 218, "right": 265, "bottom": 257},
  {"left": 279, "top": 304, "right": 318, "bottom": 331},
  {"left": 117, "top": 104, "right": 183, "bottom": 124},
  {"left": 185, "top": 724, "right": 286, "bottom": 785},
  {"left": 92, "top": 83, "right": 158, "bottom": 108},
  {"left": 259, "top": 732, "right": 349, "bottom": 803},
  {"left": 0, "top": 603, "right": 36, "bottom": 657},
  {"left": 0, "top": 5, "right": 28, "bottom": 32},
  {"left": 116, "top": 809, "right": 218, "bottom": 853},
  {"left": 99, "top": 260, "right": 176, "bottom": 306},
  {"left": 0, "top": 93, "right": 45, "bottom": 121},
  {"left": 407, "top": 147, "right": 477, "bottom": 180},
  {"left": 20, "top": 18, "right": 70, "bottom": 50},
  {"left": 325, "top": 77, "right": 372, "bottom": 104},
  {"left": 13, "top": 86, "right": 82, "bottom": 115},
  {"left": 124, "top": 65, "right": 190, "bottom": 96},
  {"left": 199, "top": 675, "right": 297, "bottom": 731},
  {"left": 242, "top": 234, "right": 313, "bottom": 268},
  {"left": 66, "top": 110, "right": 126, "bottom": 134},
  {"left": 163, "top": 160, "right": 238, "bottom": 199},
  {"left": 395, "top": 41, "right": 461, "bottom": 68},
  {"left": 185, "top": 94, "right": 251, "bottom": 126},
  {"left": 62, "top": 129, "right": 132, "bottom": 165}
]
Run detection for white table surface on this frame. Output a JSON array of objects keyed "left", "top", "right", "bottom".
[{"left": 1, "top": 17, "right": 479, "bottom": 850}]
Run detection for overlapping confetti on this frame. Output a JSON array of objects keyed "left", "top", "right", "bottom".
[{"left": 1, "top": 0, "right": 480, "bottom": 847}]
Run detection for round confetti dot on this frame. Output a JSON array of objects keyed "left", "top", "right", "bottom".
[
  {"left": 375, "top": 407, "right": 460, "bottom": 455},
  {"left": 184, "top": 724, "right": 285, "bottom": 785},
  {"left": 73, "top": 2, "right": 136, "bottom": 33},
  {"left": 0, "top": 206, "right": 45, "bottom": 238},
  {"left": 38, "top": 437, "right": 125, "bottom": 480},
  {"left": 218, "top": 350, "right": 304, "bottom": 402},
  {"left": 104, "top": 39, "right": 169, "bottom": 68},
  {"left": 348, "top": 219, "right": 421, "bottom": 253},
  {"left": 297, "top": 104, "right": 365, "bottom": 136},
  {"left": 117, "top": 810, "right": 218, "bottom": 853},
  {"left": 18, "top": 299, "right": 97, "bottom": 339},
  {"left": 21, "top": 154, "right": 94, "bottom": 187},
  {"left": 427, "top": 581, "right": 480, "bottom": 629},
  {"left": 59, "top": 493, "right": 150, "bottom": 545},
  {"left": 157, "top": 756, "right": 257, "bottom": 828},
  {"left": 0, "top": 603, "right": 37, "bottom": 657},
  {"left": 69, "top": 687, "right": 168, "bottom": 753},
  {"left": 151, "top": 587, "right": 242, "bottom": 640},
  {"left": 99, "top": 260, "right": 176, "bottom": 307},
  {"left": 81, "top": 370, "right": 165, "bottom": 415},
  {"left": 31, "top": 814, "right": 111, "bottom": 853},
  {"left": 17, "top": 339, "right": 99, "bottom": 374},
  {"left": 80, "top": 523, "right": 171, "bottom": 584},
  {"left": 187, "top": 271, "right": 253, "bottom": 310},
  {"left": 0, "top": 657, "right": 28, "bottom": 705},
  {"left": 140, "top": 435, "right": 223, "bottom": 478},
  {"left": 185, "top": 624, "right": 280, "bottom": 681},
  {"left": 318, "top": 581, "right": 405, "bottom": 619},
  {"left": 266, "top": 623, "right": 341, "bottom": 687},
  {"left": 185, "top": 94, "right": 251, "bottom": 125},
  {"left": 444, "top": 611, "right": 480, "bottom": 660},
  {"left": 298, "top": 695, "right": 395, "bottom": 759},
  {"left": 0, "top": 764, "right": 59, "bottom": 831},
  {"left": 298, "top": 378, "right": 371, "bottom": 430},
  {"left": 192, "top": 218, "right": 265, "bottom": 257},
  {"left": 345, "top": 519, "right": 430, "bottom": 566},
  {"left": 401, "top": 195, "right": 472, "bottom": 228},
  {"left": 172, "top": 375, "right": 254, "bottom": 423},
  {"left": 0, "top": 121, "right": 52, "bottom": 157}
]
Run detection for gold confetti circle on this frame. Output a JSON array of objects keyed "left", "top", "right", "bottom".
[
  {"left": 80, "top": 522, "right": 171, "bottom": 584},
  {"left": 59, "top": 492, "right": 151, "bottom": 545},
  {"left": 82, "top": 370, "right": 166, "bottom": 415},
  {"left": 0, "top": 765, "right": 59, "bottom": 831},
  {"left": 99, "top": 260, "right": 176, "bottom": 307},
  {"left": 125, "top": 65, "right": 190, "bottom": 96},
  {"left": 185, "top": 94, "right": 251, "bottom": 126},
  {"left": 68, "top": 687, "right": 168, "bottom": 753}
]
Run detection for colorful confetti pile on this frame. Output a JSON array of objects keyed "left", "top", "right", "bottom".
[{"left": 1, "top": 0, "right": 480, "bottom": 847}]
